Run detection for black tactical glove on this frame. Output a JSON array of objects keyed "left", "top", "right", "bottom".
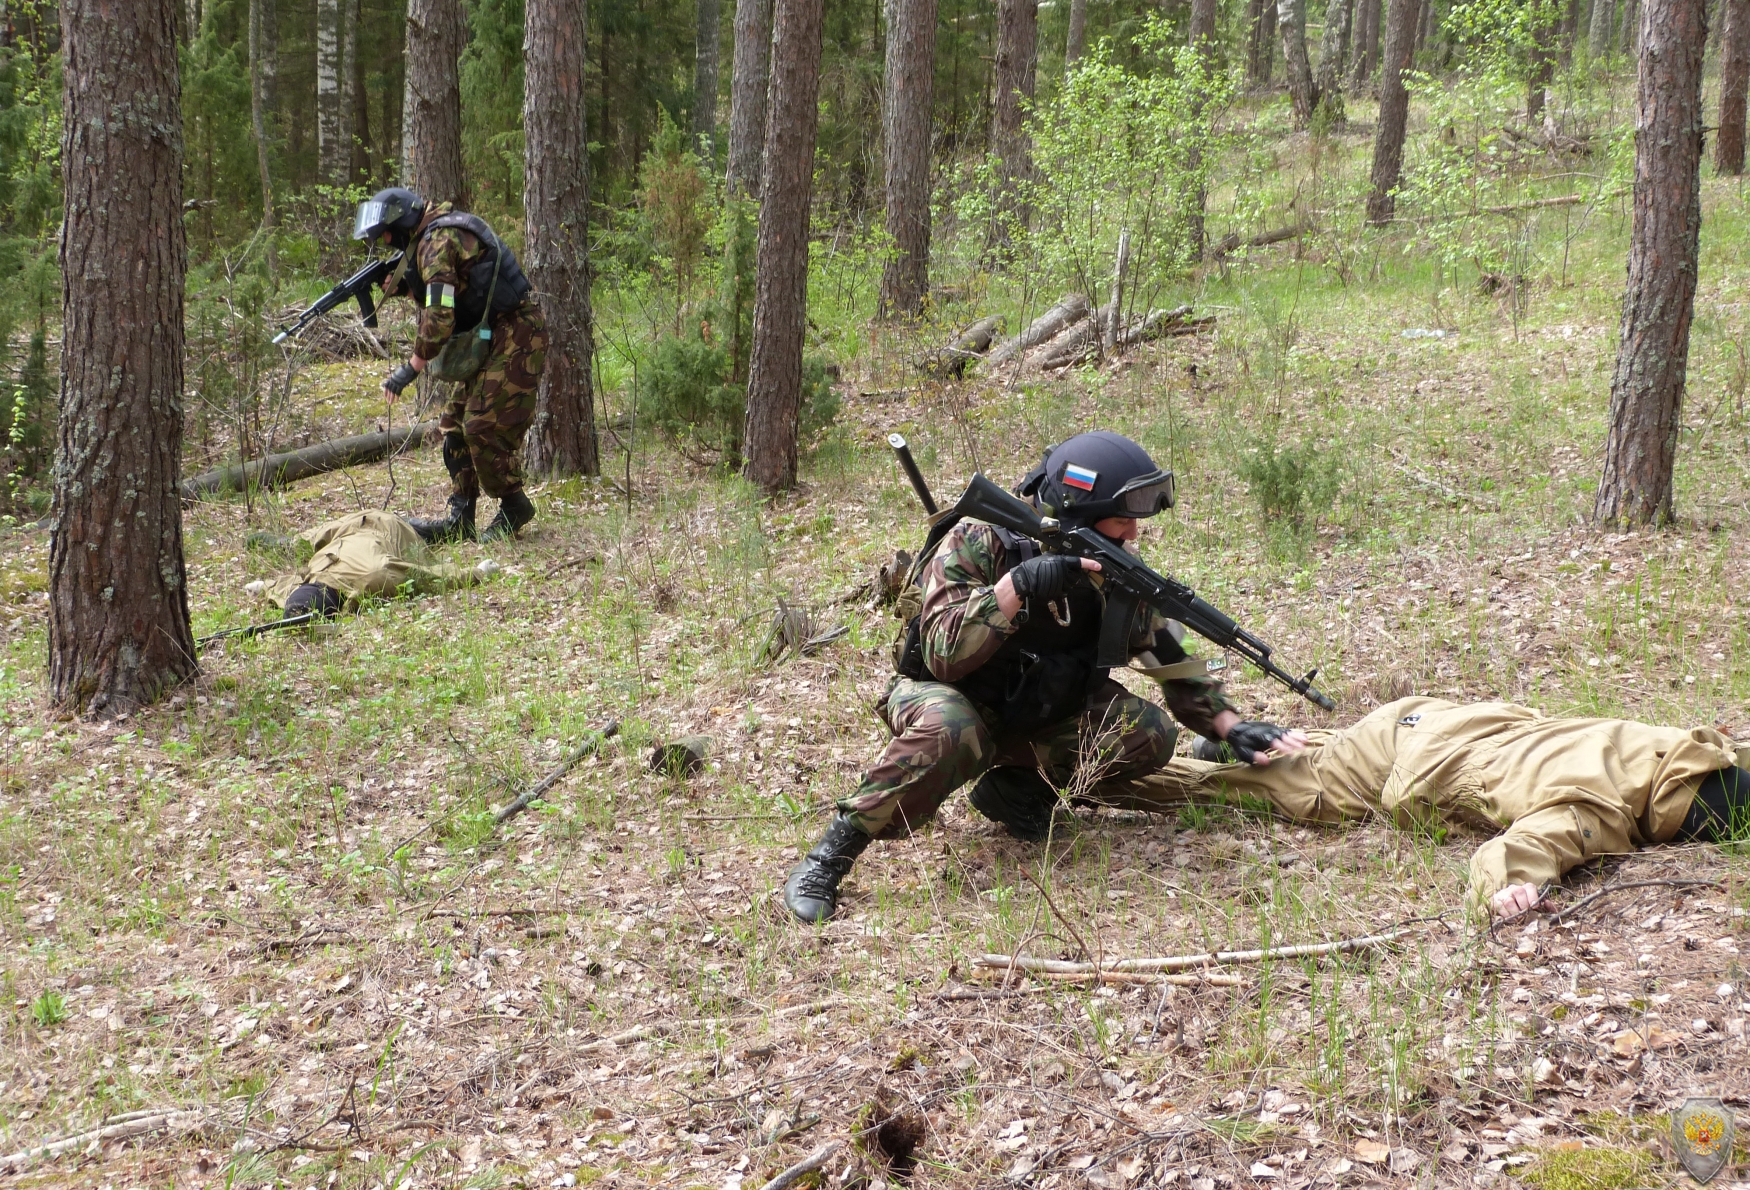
[
  {"left": 1007, "top": 554, "right": 1087, "bottom": 606},
  {"left": 1222, "top": 720, "right": 1291, "bottom": 765},
  {"left": 384, "top": 362, "right": 419, "bottom": 395}
]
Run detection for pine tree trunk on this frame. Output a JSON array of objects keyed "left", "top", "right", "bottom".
[
  {"left": 1528, "top": 14, "right": 1555, "bottom": 123},
  {"left": 1365, "top": 0, "right": 1419, "bottom": 224},
  {"left": 259, "top": 0, "right": 277, "bottom": 113},
  {"left": 693, "top": 0, "right": 721, "bottom": 149},
  {"left": 1279, "top": 0, "right": 1320, "bottom": 125},
  {"left": 1414, "top": 0, "right": 1431, "bottom": 54},
  {"left": 742, "top": 0, "right": 824, "bottom": 493},
  {"left": 1315, "top": 0, "right": 1353, "bottom": 124},
  {"left": 1718, "top": 0, "right": 1750, "bottom": 171},
  {"left": 1188, "top": 0, "right": 1219, "bottom": 258},
  {"left": 1257, "top": 0, "right": 1278, "bottom": 82},
  {"left": 317, "top": 0, "right": 345, "bottom": 186},
  {"left": 522, "top": 0, "right": 599, "bottom": 478},
  {"left": 726, "top": 0, "right": 774, "bottom": 196},
  {"left": 51, "top": 0, "right": 197, "bottom": 715},
  {"left": 1595, "top": 0, "right": 1707, "bottom": 526},
  {"left": 350, "top": 0, "right": 371, "bottom": 181},
  {"left": 1065, "top": 0, "right": 1088, "bottom": 67},
  {"left": 1620, "top": 0, "right": 1639, "bottom": 52},
  {"left": 404, "top": 0, "right": 467, "bottom": 206},
  {"left": 879, "top": 0, "right": 937, "bottom": 319},
  {"left": 1351, "top": 0, "right": 1379, "bottom": 86},
  {"left": 990, "top": 0, "right": 1038, "bottom": 240},
  {"left": 1590, "top": 0, "right": 1616, "bottom": 52}
]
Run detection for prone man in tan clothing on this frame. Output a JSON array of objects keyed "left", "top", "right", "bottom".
[
  {"left": 260, "top": 510, "right": 488, "bottom": 618},
  {"left": 1099, "top": 697, "right": 1750, "bottom": 918}
]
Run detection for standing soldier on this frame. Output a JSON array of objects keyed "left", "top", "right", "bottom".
[
  {"left": 353, "top": 187, "right": 547, "bottom": 543},
  {"left": 783, "top": 432, "right": 1311, "bottom": 923}
]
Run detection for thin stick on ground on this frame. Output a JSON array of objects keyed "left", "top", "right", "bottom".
[
  {"left": 1552, "top": 877, "right": 1723, "bottom": 924},
  {"left": 0, "top": 1110, "right": 209, "bottom": 1170},
  {"left": 496, "top": 720, "right": 621, "bottom": 825},
  {"left": 758, "top": 1139, "right": 843, "bottom": 1190},
  {"left": 975, "top": 923, "right": 1424, "bottom": 974}
]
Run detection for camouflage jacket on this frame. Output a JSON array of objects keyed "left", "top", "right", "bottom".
[
  {"left": 400, "top": 202, "right": 480, "bottom": 360},
  {"left": 916, "top": 518, "right": 1235, "bottom": 737}
]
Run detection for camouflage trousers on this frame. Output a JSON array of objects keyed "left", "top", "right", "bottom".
[
  {"left": 841, "top": 676, "right": 1179, "bottom": 837},
  {"left": 439, "top": 299, "right": 547, "bottom": 500}
]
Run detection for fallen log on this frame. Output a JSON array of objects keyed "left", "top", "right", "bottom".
[
  {"left": 1210, "top": 222, "right": 1309, "bottom": 261},
  {"left": 974, "top": 926, "right": 1420, "bottom": 976},
  {"left": 920, "top": 314, "right": 1003, "bottom": 379},
  {"left": 1028, "top": 301, "right": 1112, "bottom": 370},
  {"left": 181, "top": 420, "right": 436, "bottom": 501},
  {"left": 988, "top": 293, "right": 1091, "bottom": 364},
  {"left": 0, "top": 1109, "right": 209, "bottom": 1170}
]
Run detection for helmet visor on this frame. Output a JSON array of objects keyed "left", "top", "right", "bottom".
[
  {"left": 352, "top": 198, "right": 403, "bottom": 241},
  {"left": 1114, "top": 470, "right": 1175, "bottom": 516}
]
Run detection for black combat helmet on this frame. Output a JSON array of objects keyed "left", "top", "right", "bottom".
[
  {"left": 1018, "top": 431, "right": 1176, "bottom": 529},
  {"left": 352, "top": 187, "right": 425, "bottom": 247}
]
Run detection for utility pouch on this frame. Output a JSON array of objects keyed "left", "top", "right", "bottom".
[{"left": 424, "top": 232, "right": 503, "bottom": 384}]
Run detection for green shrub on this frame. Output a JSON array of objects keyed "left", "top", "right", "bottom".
[
  {"left": 640, "top": 329, "right": 838, "bottom": 468},
  {"left": 1237, "top": 437, "right": 1343, "bottom": 537}
]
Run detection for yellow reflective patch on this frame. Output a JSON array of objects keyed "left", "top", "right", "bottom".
[{"left": 427, "top": 283, "right": 455, "bottom": 309}]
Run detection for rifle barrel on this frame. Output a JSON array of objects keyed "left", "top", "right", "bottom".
[{"left": 888, "top": 433, "right": 939, "bottom": 516}]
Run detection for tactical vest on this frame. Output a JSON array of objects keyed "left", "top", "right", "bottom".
[
  {"left": 407, "top": 211, "right": 533, "bottom": 331},
  {"left": 894, "top": 517, "right": 1107, "bottom": 731}
]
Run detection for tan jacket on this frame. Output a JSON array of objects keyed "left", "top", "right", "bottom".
[
  {"left": 1103, "top": 697, "right": 1741, "bottom": 905},
  {"left": 265, "top": 511, "right": 478, "bottom": 610}
]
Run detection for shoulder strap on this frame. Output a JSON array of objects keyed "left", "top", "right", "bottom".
[{"left": 428, "top": 212, "right": 502, "bottom": 332}]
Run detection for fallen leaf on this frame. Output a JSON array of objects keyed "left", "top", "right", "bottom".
[
  {"left": 1250, "top": 1162, "right": 1280, "bottom": 1180},
  {"left": 1611, "top": 1025, "right": 1683, "bottom": 1056},
  {"left": 1354, "top": 1139, "right": 1390, "bottom": 1164}
]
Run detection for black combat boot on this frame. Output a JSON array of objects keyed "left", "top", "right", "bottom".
[
  {"left": 411, "top": 431, "right": 479, "bottom": 543},
  {"left": 481, "top": 489, "right": 535, "bottom": 542},
  {"left": 784, "top": 814, "right": 872, "bottom": 924},
  {"left": 410, "top": 493, "right": 478, "bottom": 544},
  {"left": 967, "top": 767, "right": 1060, "bottom": 842}
]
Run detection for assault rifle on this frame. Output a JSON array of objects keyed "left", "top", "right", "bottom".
[
  {"left": 953, "top": 473, "right": 1336, "bottom": 710},
  {"left": 271, "top": 252, "right": 402, "bottom": 345},
  {"left": 196, "top": 612, "right": 319, "bottom": 647}
]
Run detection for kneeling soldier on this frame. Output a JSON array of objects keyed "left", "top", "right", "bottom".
[{"left": 784, "top": 431, "right": 1309, "bottom": 923}]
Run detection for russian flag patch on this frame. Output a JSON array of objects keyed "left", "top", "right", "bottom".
[{"left": 1062, "top": 463, "right": 1098, "bottom": 491}]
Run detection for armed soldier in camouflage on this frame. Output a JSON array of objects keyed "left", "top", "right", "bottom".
[
  {"left": 783, "top": 432, "right": 1311, "bottom": 924},
  {"left": 354, "top": 187, "right": 547, "bottom": 544}
]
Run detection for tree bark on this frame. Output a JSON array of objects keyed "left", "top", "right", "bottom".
[
  {"left": 742, "top": 0, "right": 824, "bottom": 493},
  {"left": 1351, "top": 0, "right": 1379, "bottom": 85},
  {"left": 1620, "top": 0, "right": 1640, "bottom": 51},
  {"left": 1250, "top": 0, "right": 1278, "bottom": 84},
  {"left": 1065, "top": 0, "right": 1089, "bottom": 67},
  {"left": 1315, "top": 0, "right": 1352, "bottom": 124},
  {"left": 522, "top": 0, "right": 599, "bottom": 477},
  {"left": 879, "top": 0, "right": 937, "bottom": 319},
  {"left": 1188, "top": 0, "right": 1219, "bottom": 257},
  {"left": 248, "top": 0, "right": 276, "bottom": 276},
  {"left": 990, "top": 0, "right": 1038, "bottom": 240},
  {"left": 1365, "top": 0, "right": 1419, "bottom": 224},
  {"left": 1718, "top": 0, "right": 1749, "bottom": 171},
  {"left": 403, "top": 0, "right": 467, "bottom": 206},
  {"left": 1278, "top": 0, "right": 1320, "bottom": 126},
  {"left": 1589, "top": 0, "right": 1616, "bottom": 52},
  {"left": 1527, "top": 12, "right": 1555, "bottom": 123},
  {"left": 1595, "top": 0, "right": 1707, "bottom": 527},
  {"left": 317, "top": 0, "right": 346, "bottom": 187},
  {"left": 52, "top": 0, "right": 196, "bottom": 715},
  {"left": 693, "top": 0, "right": 721, "bottom": 149},
  {"left": 726, "top": 0, "right": 774, "bottom": 196},
  {"left": 349, "top": 0, "right": 372, "bottom": 181},
  {"left": 258, "top": 0, "right": 277, "bottom": 114}
]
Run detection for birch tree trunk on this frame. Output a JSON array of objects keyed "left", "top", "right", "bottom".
[
  {"left": 51, "top": 0, "right": 197, "bottom": 715},
  {"left": 742, "top": 0, "right": 824, "bottom": 492},
  {"left": 248, "top": 0, "right": 276, "bottom": 275},
  {"left": 403, "top": 0, "right": 467, "bottom": 206},
  {"left": 726, "top": 0, "right": 773, "bottom": 196},
  {"left": 1315, "top": 0, "right": 1352, "bottom": 124},
  {"left": 1278, "top": 0, "right": 1321, "bottom": 126},
  {"left": 990, "top": 0, "right": 1038, "bottom": 242},
  {"left": 879, "top": 0, "right": 937, "bottom": 318},
  {"left": 1365, "top": 0, "right": 1419, "bottom": 224},
  {"left": 693, "top": 0, "right": 721, "bottom": 149},
  {"left": 522, "top": 0, "right": 599, "bottom": 477},
  {"left": 1595, "top": 0, "right": 1707, "bottom": 526},
  {"left": 1718, "top": 0, "right": 1749, "bottom": 171},
  {"left": 317, "top": 0, "right": 345, "bottom": 186}
]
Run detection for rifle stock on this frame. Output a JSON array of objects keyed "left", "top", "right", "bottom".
[{"left": 951, "top": 474, "right": 1336, "bottom": 710}]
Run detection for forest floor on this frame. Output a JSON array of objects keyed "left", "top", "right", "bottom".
[{"left": 4, "top": 110, "right": 1750, "bottom": 1190}]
